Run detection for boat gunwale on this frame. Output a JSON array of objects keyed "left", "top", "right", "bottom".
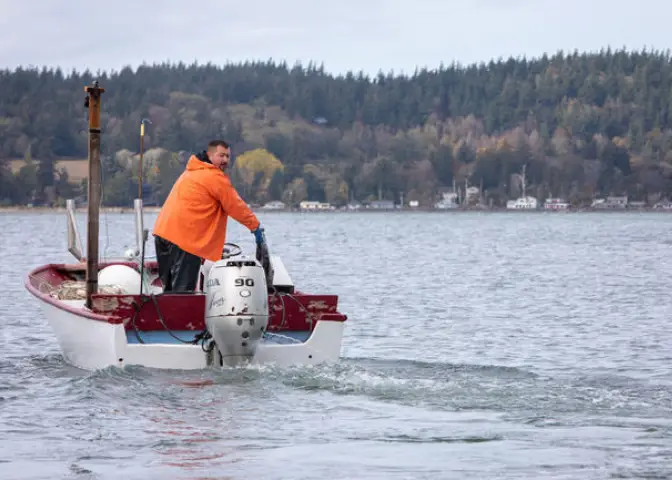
[
  {"left": 25, "top": 262, "right": 120, "bottom": 323},
  {"left": 26, "top": 262, "right": 348, "bottom": 327}
]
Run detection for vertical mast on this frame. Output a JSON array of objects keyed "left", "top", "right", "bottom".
[
  {"left": 134, "top": 120, "right": 150, "bottom": 267},
  {"left": 138, "top": 120, "right": 145, "bottom": 199},
  {"left": 137, "top": 118, "right": 150, "bottom": 199},
  {"left": 84, "top": 81, "right": 105, "bottom": 310}
]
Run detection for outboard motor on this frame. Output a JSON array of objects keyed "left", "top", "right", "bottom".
[{"left": 205, "top": 248, "right": 269, "bottom": 366}]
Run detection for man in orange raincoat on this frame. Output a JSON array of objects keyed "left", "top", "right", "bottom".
[{"left": 152, "top": 140, "right": 265, "bottom": 292}]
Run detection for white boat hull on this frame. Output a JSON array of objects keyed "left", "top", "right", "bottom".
[{"left": 37, "top": 298, "right": 345, "bottom": 371}]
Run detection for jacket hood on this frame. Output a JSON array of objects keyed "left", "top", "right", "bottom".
[
  {"left": 186, "top": 153, "right": 218, "bottom": 172},
  {"left": 195, "top": 150, "right": 211, "bottom": 164}
]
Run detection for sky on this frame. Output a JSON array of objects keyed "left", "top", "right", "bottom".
[{"left": 0, "top": 0, "right": 669, "bottom": 77}]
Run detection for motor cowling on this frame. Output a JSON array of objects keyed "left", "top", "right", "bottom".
[{"left": 204, "top": 256, "right": 269, "bottom": 366}]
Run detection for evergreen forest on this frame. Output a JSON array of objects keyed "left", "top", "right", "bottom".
[{"left": 2, "top": 48, "right": 672, "bottom": 207}]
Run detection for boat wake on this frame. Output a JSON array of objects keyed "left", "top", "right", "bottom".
[
  {"left": 3, "top": 350, "right": 672, "bottom": 480},
  {"left": 16, "top": 351, "right": 672, "bottom": 429}
]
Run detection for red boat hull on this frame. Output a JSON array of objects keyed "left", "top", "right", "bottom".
[{"left": 25, "top": 262, "right": 347, "bottom": 333}]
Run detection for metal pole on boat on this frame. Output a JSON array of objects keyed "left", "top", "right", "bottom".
[
  {"left": 84, "top": 81, "right": 105, "bottom": 310},
  {"left": 134, "top": 119, "right": 151, "bottom": 265},
  {"left": 137, "top": 118, "right": 151, "bottom": 200}
]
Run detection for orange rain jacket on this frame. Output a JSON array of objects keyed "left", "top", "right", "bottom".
[{"left": 153, "top": 153, "right": 261, "bottom": 262}]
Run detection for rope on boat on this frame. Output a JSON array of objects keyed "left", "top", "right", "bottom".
[
  {"left": 129, "top": 294, "right": 205, "bottom": 346},
  {"left": 32, "top": 277, "right": 126, "bottom": 300},
  {"left": 269, "top": 286, "right": 314, "bottom": 331},
  {"left": 132, "top": 289, "right": 309, "bottom": 346}
]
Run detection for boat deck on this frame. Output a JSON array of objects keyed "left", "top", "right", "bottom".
[{"left": 126, "top": 329, "right": 311, "bottom": 345}]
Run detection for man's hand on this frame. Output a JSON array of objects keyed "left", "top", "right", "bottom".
[{"left": 252, "top": 225, "right": 265, "bottom": 245}]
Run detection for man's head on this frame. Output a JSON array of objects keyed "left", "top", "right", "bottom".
[{"left": 206, "top": 140, "right": 231, "bottom": 170}]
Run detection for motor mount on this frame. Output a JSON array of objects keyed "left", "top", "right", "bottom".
[{"left": 204, "top": 252, "right": 269, "bottom": 366}]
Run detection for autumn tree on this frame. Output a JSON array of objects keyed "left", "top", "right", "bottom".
[{"left": 231, "top": 148, "right": 284, "bottom": 203}]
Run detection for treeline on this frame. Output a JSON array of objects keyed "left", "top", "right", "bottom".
[{"left": 2, "top": 47, "right": 672, "bottom": 207}]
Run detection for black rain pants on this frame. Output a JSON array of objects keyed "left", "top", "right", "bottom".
[{"left": 154, "top": 235, "right": 202, "bottom": 292}]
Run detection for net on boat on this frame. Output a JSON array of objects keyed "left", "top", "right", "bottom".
[{"left": 48, "top": 281, "right": 126, "bottom": 300}]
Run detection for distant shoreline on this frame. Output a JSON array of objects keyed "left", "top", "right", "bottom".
[
  {"left": 1, "top": 206, "right": 671, "bottom": 214},
  {"left": 0, "top": 206, "right": 163, "bottom": 213}
]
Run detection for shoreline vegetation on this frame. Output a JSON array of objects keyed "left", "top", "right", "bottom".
[
  {"left": 1, "top": 205, "right": 670, "bottom": 214},
  {"left": 4, "top": 50, "right": 672, "bottom": 210}
]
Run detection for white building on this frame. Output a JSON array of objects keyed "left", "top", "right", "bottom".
[{"left": 299, "top": 201, "right": 333, "bottom": 211}]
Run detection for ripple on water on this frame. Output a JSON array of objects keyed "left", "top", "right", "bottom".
[{"left": 2, "top": 212, "right": 672, "bottom": 479}]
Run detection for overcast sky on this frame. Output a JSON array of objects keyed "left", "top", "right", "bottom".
[{"left": 0, "top": 0, "right": 669, "bottom": 77}]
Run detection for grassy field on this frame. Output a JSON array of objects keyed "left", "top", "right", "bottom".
[{"left": 9, "top": 158, "right": 89, "bottom": 182}]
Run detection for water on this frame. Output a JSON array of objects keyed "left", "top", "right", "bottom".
[{"left": 1, "top": 210, "right": 672, "bottom": 479}]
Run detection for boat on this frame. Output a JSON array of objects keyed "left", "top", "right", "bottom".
[
  {"left": 543, "top": 197, "right": 570, "bottom": 211},
  {"left": 24, "top": 81, "right": 348, "bottom": 371},
  {"left": 506, "top": 196, "right": 538, "bottom": 209},
  {"left": 434, "top": 191, "right": 459, "bottom": 210}
]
